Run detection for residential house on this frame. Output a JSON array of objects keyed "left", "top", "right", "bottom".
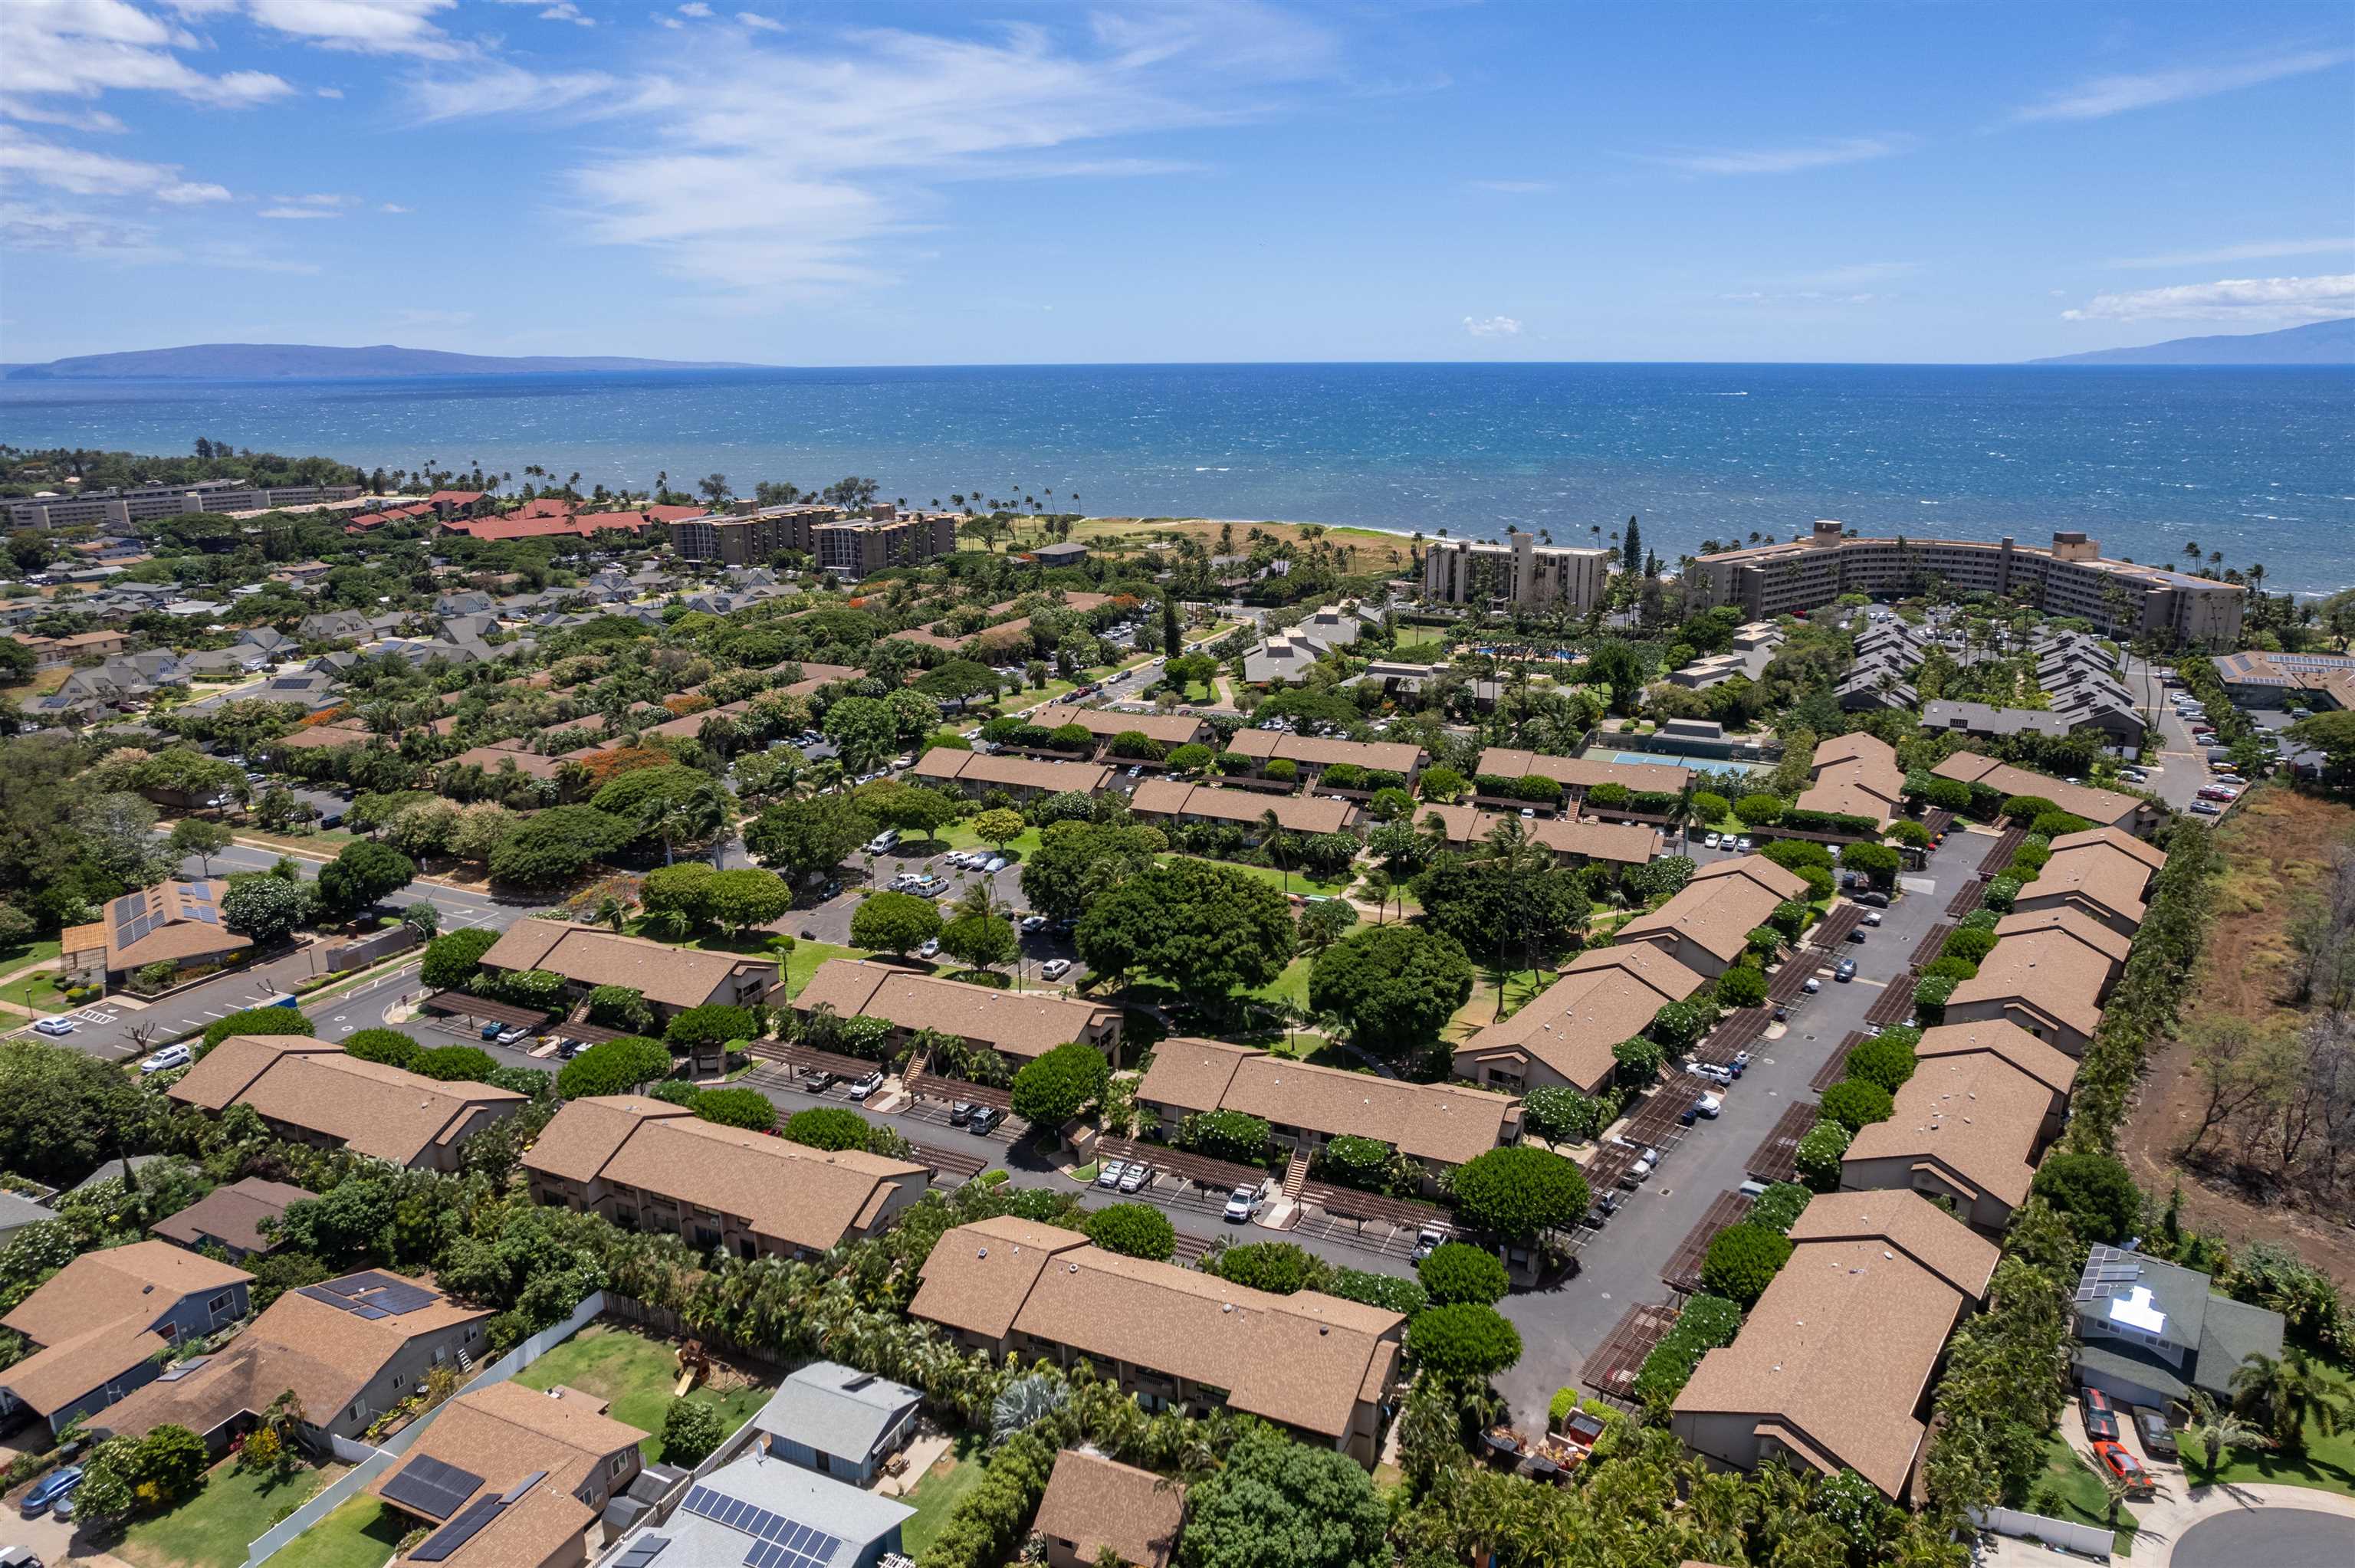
[
  {"left": 606, "top": 1451, "right": 914, "bottom": 1568},
  {"left": 1612, "top": 856, "right": 1808, "bottom": 978},
  {"left": 1839, "top": 1028, "right": 2071, "bottom": 1233},
  {"left": 0, "top": 1190, "right": 59, "bottom": 1248},
  {"left": 911, "top": 1216, "right": 1405, "bottom": 1465},
  {"left": 1941, "top": 919, "right": 2120, "bottom": 1056},
  {"left": 911, "top": 746, "right": 1109, "bottom": 801},
  {"left": 1136, "top": 1038, "right": 1519, "bottom": 1186},
  {"left": 1451, "top": 943, "right": 1706, "bottom": 1093},
  {"left": 299, "top": 609, "right": 374, "bottom": 642},
  {"left": 749, "top": 1362, "right": 923, "bottom": 1484},
  {"left": 1026, "top": 704, "right": 1210, "bottom": 756},
  {"left": 792, "top": 960, "right": 1125, "bottom": 1068},
  {"left": 1125, "top": 779, "right": 1361, "bottom": 838},
  {"left": 1222, "top": 730, "right": 1423, "bottom": 791},
  {"left": 1906, "top": 1019, "right": 2079, "bottom": 1139},
  {"left": 59, "top": 877, "right": 251, "bottom": 987},
  {"left": 1411, "top": 804, "right": 1659, "bottom": 868},
  {"left": 1929, "top": 753, "right": 2159, "bottom": 835},
  {"left": 168, "top": 1035, "right": 528, "bottom": 1171},
  {"left": 1795, "top": 733, "right": 1906, "bottom": 829},
  {"left": 2013, "top": 827, "right": 2165, "bottom": 937},
  {"left": 525, "top": 1097, "right": 928, "bottom": 1260},
  {"left": 0, "top": 1242, "right": 251, "bottom": 1435},
  {"left": 478, "top": 924, "right": 779, "bottom": 1071},
  {"left": 2071, "top": 1245, "right": 2287, "bottom": 1411},
  {"left": 1026, "top": 542, "right": 1092, "bottom": 568},
  {"left": 371, "top": 1381, "right": 645, "bottom": 1567},
  {"left": 1473, "top": 747, "right": 1693, "bottom": 808},
  {"left": 1671, "top": 1192, "right": 2001, "bottom": 1501},
  {"left": 149, "top": 1177, "right": 314, "bottom": 1261},
  {"left": 93, "top": 1270, "right": 491, "bottom": 1451},
  {"left": 1035, "top": 1451, "right": 1184, "bottom": 1568}
]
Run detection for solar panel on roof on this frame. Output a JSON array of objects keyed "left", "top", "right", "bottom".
[
  {"left": 409, "top": 1494, "right": 505, "bottom": 1562},
  {"left": 317, "top": 1275, "right": 370, "bottom": 1297},
  {"left": 379, "top": 1455, "right": 485, "bottom": 1523},
  {"left": 356, "top": 1277, "right": 438, "bottom": 1314},
  {"left": 353, "top": 1304, "right": 390, "bottom": 1320},
  {"left": 110, "top": 894, "right": 143, "bottom": 922}
]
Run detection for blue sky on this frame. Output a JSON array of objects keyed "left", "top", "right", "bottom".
[{"left": 2, "top": 1, "right": 2350, "bottom": 365}]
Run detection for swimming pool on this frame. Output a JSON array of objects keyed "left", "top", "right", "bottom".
[{"left": 1594, "top": 750, "right": 1769, "bottom": 774}]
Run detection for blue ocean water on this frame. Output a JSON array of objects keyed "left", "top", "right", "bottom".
[{"left": 3, "top": 361, "right": 2348, "bottom": 592}]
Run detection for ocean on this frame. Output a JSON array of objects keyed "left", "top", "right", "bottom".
[{"left": 3, "top": 361, "right": 2348, "bottom": 593}]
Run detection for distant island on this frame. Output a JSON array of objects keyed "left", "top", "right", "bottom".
[
  {"left": 2028, "top": 317, "right": 2353, "bottom": 367},
  {"left": 3, "top": 343, "right": 769, "bottom": 382}
]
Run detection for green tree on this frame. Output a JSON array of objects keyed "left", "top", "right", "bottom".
[
  {"left": 1716, "top": 965, "right": 1768, "bottom": 1009},
  {"left": 1010, "top": 1041, "right": 1109, "bottom": 1127},
  {"left": 1794, "top": 1118, "right": 1852, "bottom": 1192},
  {"left": 937, "top": 911, "right": 1018, "bottom": 974},
  {"left": 1820, "top": 1078, "right": 1896, "bottom": 1131},
  {"left": 2029, "top": 1150, "right": 2141, "bottom": 1244},
  {"left": 344, "top": 1028, "right": 422, "bottom": 1068},
  {"left": 1841, "top": 841, "right": 1901, "bottom": 889},
  {"left": 1700, "top": 1222, "right": 1795, "bottom": 1307},
  {"left": 823, "top": 695, "right": 902, "bottom": 775},
  {"left": 221, "top": 873, "right": 310, "bottom": 945},
  {"left": 1450, "top": 1145, "right": 1588, "bottom": 1245},
  {"left": 167, "top": 816, "right": 232, "bottom": 877},
  {"left": 1081, "top": 1202, "right": 1175, "bottom": 1260},
  {"left": 1306, "top": 924, "right": 1472, "bottom": 1055},
  {"left": 667, "top": 1004, "right": 754, "bottom": 1058},
  {"left": 421, "top": 927, "right": 500, "bottom": 989},
  {"left": 850, "top": 891, "right": 942, "bottom": 956},
  {"left": 972, "top": 808, "right": 1025, "bottom": 853},
  {"left": 488, "top": 805, "right": 634, "bottom": 886},
  {"left": 0, "top": 1038, "right": 147, "bottom": 1184},
  {"left": 2229, "top": 1348, "right": 2355, "bottom": 1452},
  {"left": 1178, "top": 1428, "right": 1388, "bottom": 1568},
  {"left": 314, "top": 839, "right": 417, "bottom": 919},
  {"left": 783, "top": 1107, "right": 874, "bottom": 1150},
  {"left": 744, "top": 795, "right": 878, "bottom": 880},
  {"left": 1407, "top": 1302, "right": 1523, "bottom": 1379},
  {"left": 704, "top": 868, "right": 792, "bottom": 937},
  {"left": 1076, "top": 858, "right": 1295, "bottom": 1005},
  {"left": 557, "top": 1035, "right": 672, "bottom": 1098},
  {"left": 660, "top": 1398, "right": 727, "bottom": 1465},
  {"left": 1844, "top": 1031, "right": 1919, "bottom": 1092},
  {"left": 691, "top": 1087, "right": 776, "bottom": 1131},
  {"left": 200, "top": 1005, "right": 317, "bottom": 1055},
  {"left": 1416, "top": 1242, "right": 1509, "bottom": 1305},
  {"left": 1207, "top": 1242, "right": 1330, "bottom": 1295}
]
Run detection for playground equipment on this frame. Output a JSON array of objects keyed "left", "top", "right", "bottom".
[{"left": 674, "top": 1339, "right": 711, "bottom": 1398}]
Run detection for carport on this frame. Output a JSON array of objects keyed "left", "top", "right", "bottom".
[{"left": 419, "top": 991, "right": 553, "bottom": 1036}]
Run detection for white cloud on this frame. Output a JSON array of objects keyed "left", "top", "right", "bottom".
[
  {"left": 1636, "top": 135, "right": 1911, "bottom": 176},
  {"left": 677, "top": 2, "right": 714, "bottom": 15},
  {"left": 2011, "top": 48, "right": 2351, "bottom": 123},
  {"left": 2061, "top": 274, "right": 2355, "bottom": 323},
  {"left": 258, "top": 205, "right": 340, "bottom": 218},
  {"left": 655, "top": 14, "right": 683, "bottom": 28},
  {"left": 380, "top": 201, "right": 410, "bottom": 212},
  {"left": 270, "top": 192, "right": 352, "bottom": 207},
  {"left": 411, "top": 5, "right": 1331, "bottom": 297},
  {"left": 537, "top": 3, "right": 592, "bottom": 25},
  {"left": 170, "top": 1, "right": 465, "bottom": 61},
  {"left": 158, "top": 179, "right": 230, "bottom": 202},
  {"left": 316, "top": 86, "right": 344, "bottom": 98},
  {"left": 1463, "top": 315, "right": 1522, "bottom": 337},
  {"left": 0, "top": 1, "right": 294, "bottom": 109},
  {"left": 1470, "top": 179, "right": 1552, "bottom": 194},
  {"left": 2104, "top": 238, "right": 2355, "bottom": 270},
  {"left": 0, "top": 100, "right": 130, "bottom": 134},
  {"left": 0, "top": 124, "right": 225, "bottom": 198},
  {"left": 737, "top": 11, "right": 784, "bottom": 31}
]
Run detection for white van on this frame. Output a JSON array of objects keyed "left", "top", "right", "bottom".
[{"left": 865, "top": 828, "right": 898, "bottom": 856}]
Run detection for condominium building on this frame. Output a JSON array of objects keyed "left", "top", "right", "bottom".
[
  {"left": 1689, "top": 522, "right": 2245, "bottom": 644},
  {"left": 668, "top": 502, "right": 959, "bottom": 573},
  {"left": 1421, "top": 532, "right": 1611, "bottom": 612},
  {"left": 5, "top": 480, "right": 362, "bottom": 529}
]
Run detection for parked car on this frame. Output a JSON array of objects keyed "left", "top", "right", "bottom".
[
  {"left": 1736, "top": 836, "right": 1755, "bottom": 853},
  {"left": 801, "top": 1070, "right": 837, "bottom": 1094},
  {"left": 2190, "top": 800, "right": 2223, "bottom": 815},
  {"left": 31, "top": 1018, "right": 77, "bottom": 1038},
  {"left": 1704, "top": 832, "right": 1723, "bottom": 848},
  {"left": 948, "top": 1100, "right": 975, "bottom": 1125},
  {"left": 19, "top": 1465, "right": 81, "bottom": 1517},
  {"left": 1224, "top": 1183, "right": 1263, "bottom": 1223},
  {"left": 139, "top": 1044, "right": 192, "bottom": 1074},
  {"left": 1862, "top": 910, "right": 1884, "bottom": 926},
  {"left": 969, "top": 1106, "right": 1005, "bottom": 1134},
  {"left": 494, "top": 1025, "right": 530, "bottom": 1046},
  {"left": 847, "top": 1069, "right": 885, "bottom": 1101},
  {"left": 1802, "top": 976, "right": 1822, "bottom": 993},
  {"left": 557, "top": 1038, "right": 588, "bottom": 1059},
  {"left": 1039, "top": 957, "right": 1073, "bottom": 981},
  {"left": 980, "top": 856, "right": 1008, "bottom": 874},
  {"left": 1684, "top": 1061, "right": 1733, "bottom": 1084},
  {"left": 479, "top": 1022, "right": 504, "bottom": 1041},
  {"left": 2081, "top": 1386, "right": 2122, "bottom": 1444},
  {"left": 1582, "top": 1190, "right": 1622, "bottom": 1228},
  {"left": 2131, "top": 1408, "right": 2179, "bottom": 1461},
  {"left": 1772, "top": 1004, "right": 1789, "bottom": 1022},
  {"left": 1098, "top": 1160, "right": 1127, "bottom": 1189},
  {"left": 1692, "top": 1092, "right": 1723, "bottom": 1119},
  {"left": 1019, "top": 914, "right": 1049, "bottom": 933},
  {"left": 1411, "top": 1225, "right": 1445, "bottom": 1261},
  {"left": 2091, "top": 1440, "right": 2154, "bottom": 1497},
  {"left": 1854, "top": 890, "right": 1891, "bottom": 907},
  {"left": 918, "top": 938, "right": 940, "bottom": 959},
  {"left": 1834, "top": 958, "right": 1858, "bottom": 982},
  {"left": 1730, "top": 1050, "right": 1752, "bottom": 1072},
  {"left": 1118, "top": 1162, "right": 1151, "bottom": 1193}
]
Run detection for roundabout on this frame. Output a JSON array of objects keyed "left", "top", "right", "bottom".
[{"left": 2169, "top": 1505, "right": 2355, "bottom": 1568}]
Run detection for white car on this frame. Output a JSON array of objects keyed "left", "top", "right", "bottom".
[
  {"left": 1736, "top": 836, "right": 1755, "bottom": 853},
  {"left": 139, "top": 1044, "right": 192, "bottom": 1074},
  {"left": 31, "top": 1018, "right": 77, "bottom": 1037},
  {"left": 981, "top": 856, "right": 1008, "bottom": 874},
  {"left": 1223, "top": 1183, "right": 1263, "bottom": 1223},
  {"left": 1802, "top": 976, "right": 1822, "bottom": 993},
  {"left": 1704, "top": 832, "right": 1723, "bottom": 848},
  {"left": 1040, "top": 957, "right": 1073, "bottom": 981},
  {"left": 1862, "top": 909, "right": 1884, "bottom": 926},
  {"left": 918, "top": 938, "right": 941, "bottom": 959},
  {"left": 847, "top": 1070, "right": 885, "bottom": 1101},
  {"left": 1692, "top": 1092, "right": 1723, "bottom": 1119},
  {"left": 1097, "top": 1160, "right": 1127, "bottom": 1189}
]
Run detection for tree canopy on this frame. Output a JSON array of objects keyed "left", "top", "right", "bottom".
[
  {"left": 1306, "top": 924, "right": 1473, "bottom": 1055},
  {"left": 1076, "top": 858, "right": 1295, "bottom": 1004}
]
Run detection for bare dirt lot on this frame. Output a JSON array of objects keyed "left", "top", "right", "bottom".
[{"left": 2120, "top": 786, "right": 2355, "bottom": 1283}]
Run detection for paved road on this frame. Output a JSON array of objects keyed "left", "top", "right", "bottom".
[
  {"left": 173, "top": 839, "right": 539, "bottom": 934},
  {"left": 1487, "top": 831, "right": 1964, "bottom": 1426}
]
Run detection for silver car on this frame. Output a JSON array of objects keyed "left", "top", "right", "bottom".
[
  {"left": 1097, "top": 1160, "right": 1127, "bottom": 1189},
  {"left": 1118, "top": 1162, "right": 1151, "bottom": 1193}
]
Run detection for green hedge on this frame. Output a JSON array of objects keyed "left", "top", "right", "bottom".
[{"left": 1631, "top": 1293, "right": 1743, "bottom": 1404}]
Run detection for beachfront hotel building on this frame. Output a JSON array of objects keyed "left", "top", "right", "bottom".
[
  {"left": 5, "top": 480, "right": 363, "bottom": 530},
  {"left": 1687, "top": 522, "right": 2245, "bottom": 645},
  {"left": 1421, "top": 532, "right": 1612, "bottom": 613},
  {"left": 669, "top": 502, "right": 959, "bottom": 573}
]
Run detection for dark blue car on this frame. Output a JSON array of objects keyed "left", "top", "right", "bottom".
[{"left": 20, "top": 1465, "right": 82, "bottom": 1517}]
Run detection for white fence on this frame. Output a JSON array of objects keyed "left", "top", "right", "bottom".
[
  {"left": 1970, "top": 1504, "right": 2114, "bottom": 1560},
  {"left": 242, "top": 1290, "right": 609, "bottom": 1566}
]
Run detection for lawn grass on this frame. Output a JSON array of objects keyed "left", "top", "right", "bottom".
[
  {"left": 119, "top": 1458, "right": 343, "bottom": 1568},
  {"left": 264, "top": 1494, "right": 406, "bottom": 1568},
  {"left": 899, "top": 1434, "right": 991, "bottom": 1558},
  {"left": 1390, "top": 628, "right": 1453, "bottom": 658},
  {"left": 512, "top": 1322, "right": 769, "bottom": 1463},
  {"left": 2036, "top": 1431, "right": 2140, "bottom": 1557},
  {"left": 1167, "top": 855, "right": 1353, "bottom": 897},
  {"left": 1448, "top": 968, "right": 1555, "bottom": 1042},
  {"left": 931, "top": 822, "right": 1043, "bottom": 860},
  {"left": 783, "top": 940, "right": 869, "bottom": 998},
  {"left": 2206, "top": 1351, "right": 2355, "bottom": 1497},
  {"left": 0, "top": 933, "right": 63, "bottom": 977},
  {"left": 1250, "top": 954, "right": 1313, "bottom": 1010}
]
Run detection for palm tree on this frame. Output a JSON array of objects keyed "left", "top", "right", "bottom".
[
  {"left": 2232, "top": 1348, "right": 2354, "bottom": 1451},
  {"left": 2179, "top": 1389, "right": 2270, "bottom": 1481},
  {"left": 1258, "top": 809, "right": 1289, "bottom": 891},
  {"left": 1360, "top": 866, "right": 1393, "bottom": 924}
]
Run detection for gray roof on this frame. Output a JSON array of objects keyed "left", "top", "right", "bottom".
[
  {"left": 626, "top": 1451, "right": 911, "bottom": 1568},
  {"left": 2196, "top": 1296, "right": 2286, "bottom": 1391},
  {"left": 1920, "top": 700, "right": 2074, "bottom": 739},
  {"left": 752, "top": 1362, "right": 920, "bottom": 1459},
  {"left": 2072, "top": 1245, "right": 2285, "bottom": 1396},
  {"left": 0, "top": 1190, "right": 59, "bottom": 1235},
  {"left": 67, "top": 1155, "right": 176, "bottom": 1195}
]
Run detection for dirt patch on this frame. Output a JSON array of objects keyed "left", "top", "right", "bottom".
[{"left": 2118, "top": 786, "right": 2355, "bottom": 1284}]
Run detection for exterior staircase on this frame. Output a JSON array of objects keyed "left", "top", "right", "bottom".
[{"left": 1281, "top": 1150, "right": 1312, "bottom": 1201}]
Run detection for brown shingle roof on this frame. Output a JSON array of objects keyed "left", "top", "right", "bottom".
[
  {"left": 1136, "top": 1039, "right": 1516, "bottom": 1167},
  {"left": 2046, "top": 825, "right": 2166, "bottom": 872},
  {"left": 1674, "top": 1192, "right": 1996, "bottom": 1500},
  {"left": 1842, "top": 1044, "right": 2057, "bottom": 1209},
  {"left": 1796, "top": 733, "right": 1906, "bottom": 825},
  {"left": 1126, "top": 780, "right": 1360, "bottom": 835},
  {"left": 1910, "top": 1019, "right": 2079, "bottom": 1102},
  {"left": 1226, "top": 730, "right": 1422, "bottom": 775},
  {"left": 1614, "top": 855, "right": 1805, "bottom": 965},
  {"left": 149, "top": 1178, "right": 314, "bottom": 1255},
  {"left": 96, "top": 1273, "right": 486, "bottom": 1442},
  {"left": 1992, "top": 907, "right": 2131, "bottom": 969},
  {"left": 524, "top": 1097, "right": 927, "bottom": 1253},
  {"left": 442, "top": 744, "right": 564, "bottom": 782},
  {"left": 1930, "top": 753, "right": 2146, "bottom": 828},
  {"left": 100, "top": 879, "right": 251, "bottom": 972},
  {"left": 2016, "top": 837, "right": 2158, "bottom": 928},
  {"left": 793, "top": 960, "right": 1119, "bottom": 1060},
  {"left": 168, "top": 1036, "right": 526, "bottom": 1166},
  {"left": 911, "top": 1221, "right": 1404, "bottom": 1442},
  {"left": 478, "top": 923, "right": 776, "bottom": 1011},
  {"left": 1477, "top": 746, "right": 1692, "bottom": 795},
  {"left": 373, "top": 1380, "right": 642, "bottom": 1525},
  {"left": 0, "top": 1242, "right": 251, "bottom": 1415},
  {"left": 1453, "top": 943, "right": 1703, "bottom": 1092},
  {"left": 1034, "top": 1452, "right": 1184, "bottom": 1568},
  {"left": 1030, "top": 706, "right": 1209, "bottom": 747},
  {"left": 1945, "top": 926, "right": 2112, "bottom": 1038},
  {"left": 913, "top": 749, "right": 1111, "bottom": 795},
  {"left": 1413, "top": 805, "right": 1657, "bottom": 865}
]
